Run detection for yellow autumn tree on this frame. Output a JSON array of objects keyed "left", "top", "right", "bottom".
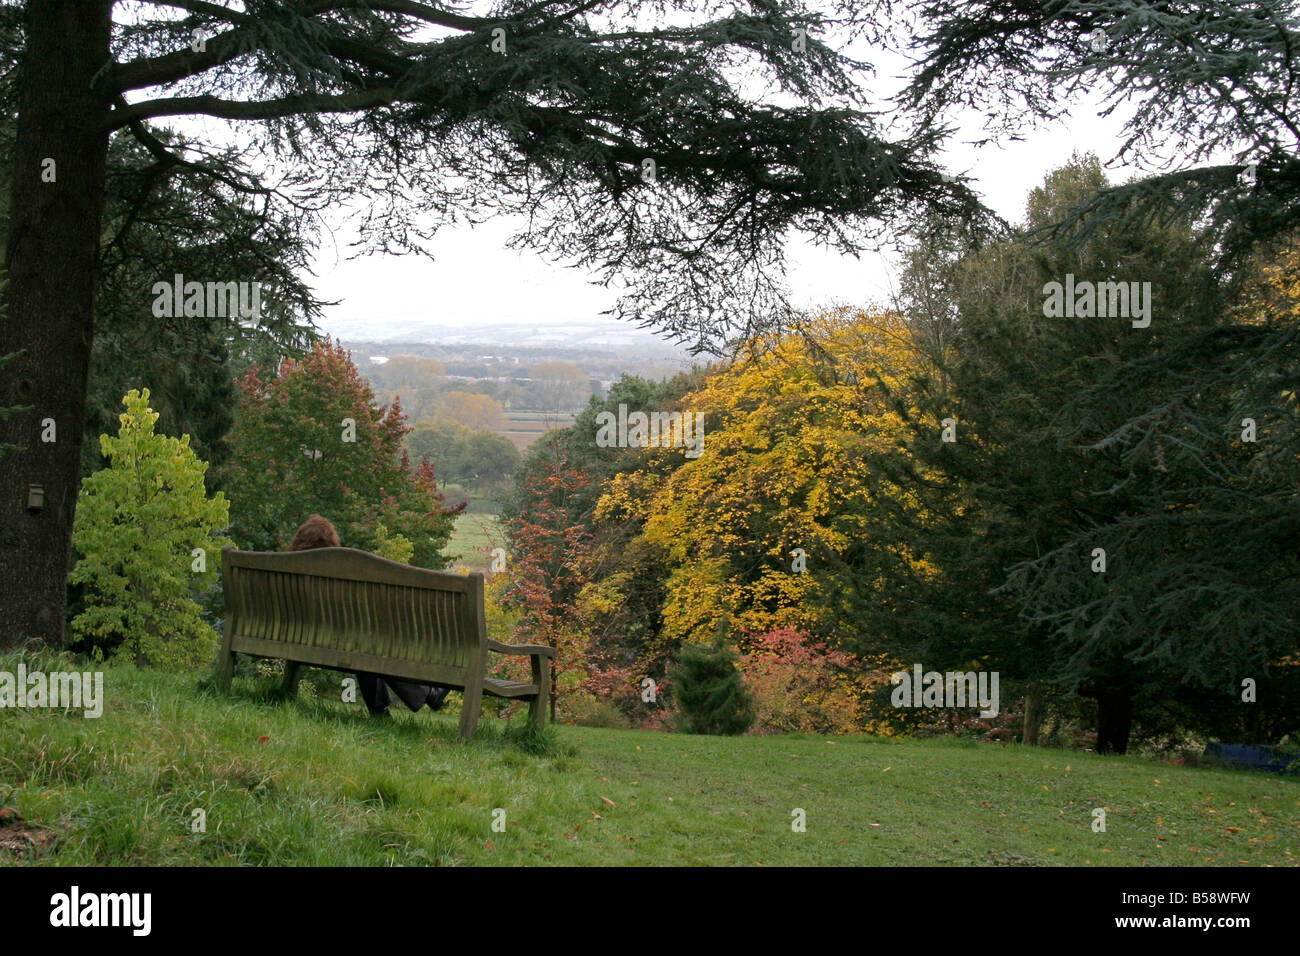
[
  {"left": 595, "top": 306, "right": 940, "bottom": 652},
  {"left": 439, "top": 390, "right": 508, "bottom": 432}
]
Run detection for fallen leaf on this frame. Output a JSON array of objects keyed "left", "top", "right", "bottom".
[{"left": 600, "top": 795, "right": 617, "bottom": 808}]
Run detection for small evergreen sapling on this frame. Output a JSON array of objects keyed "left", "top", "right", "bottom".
[{"left": 670, "top": 640, "right": 756, "bottom": 736}]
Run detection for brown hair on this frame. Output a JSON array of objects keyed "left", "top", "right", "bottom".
[{"left": 290, "top": 514, "right": 340, "bottom": 551}]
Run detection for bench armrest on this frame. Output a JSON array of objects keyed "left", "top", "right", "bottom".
[{"left": 488, "top": 638, "right": 556, "bottom": 659}]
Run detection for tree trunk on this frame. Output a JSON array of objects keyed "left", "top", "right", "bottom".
[
  {"left": 1021, "top": 682, "right": 1044, "bottom": 746},
  {"left": 0, "top": 0, "right": 112, "bottom": 649},
  {"left": 1094, "top": 688, "right": 1134, "bottom": 755}
]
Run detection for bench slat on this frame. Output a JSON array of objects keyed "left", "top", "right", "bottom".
[
  {"left": 483, "top": 679, "right": 540, "bottom": 698},
  {"left": 230, "top": 634, "right": 472, "bottom": 688},
  {"left": 230, "top": 567, "right": 476, "bottom": 667},
  {"left": 227, "top": 546, "right": 472, "bottom": 592}
]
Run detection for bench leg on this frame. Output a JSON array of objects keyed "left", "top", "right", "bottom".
[
  {"left": 216, "top": 632, "right": 235, "bottom": 691},
  {"left": 529, "top": 654, "right": 550, "bottom": 729},
  {"left": 459, "top": 682, "right": 483, "bottom": 739},
  {"left": 282, "top": 662, "right": 302, "bottom": 696}
]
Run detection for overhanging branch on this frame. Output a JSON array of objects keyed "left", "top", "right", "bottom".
[
  {"left": 116, "top": 93, "right": 271, "bottom": 196},
  {"left": 107, "top": 88, "right": 396, "bottom": 129},
  {"left": 111, "top": 0, "right": 483, "bottom": 93}
]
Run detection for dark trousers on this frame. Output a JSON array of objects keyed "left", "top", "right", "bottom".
[{"left": 356, "top": 672, "right": 450, "bottom": 713}]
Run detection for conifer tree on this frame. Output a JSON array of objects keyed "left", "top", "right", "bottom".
[
  {"left": 69, "top": 389, "right": 233, "bottom": 669},
  {"left": 671, "top": 638, "right": 756, "bottom": 736}
]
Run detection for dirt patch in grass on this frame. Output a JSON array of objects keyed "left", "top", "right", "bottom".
[{"left": 0, "top": 807, "right": 57, "bottom": 858}]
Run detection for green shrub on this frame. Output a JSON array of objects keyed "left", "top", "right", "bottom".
[
  {"left": 669, "top": 641, "right": 755, "bottom": 736},
  {"left": 567, "top": 696, "right": 631, "bottom": 729},
  {"left": 373, "top": 523, "right": 415, "bottom": 564},
  {"left": 69, "top": 389, "right": 233, "bottom": 670}
]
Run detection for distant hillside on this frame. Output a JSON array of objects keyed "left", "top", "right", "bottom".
[
  {"left": 330, "top": 318, "right": 694, "bottom": 356},
  {"left": 335, "top": 329, "right": 702, "bottom": 392}
]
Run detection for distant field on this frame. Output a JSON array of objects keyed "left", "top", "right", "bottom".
[
  {"left": 501, "top": 412, "right": 576, "bottom": 451},
  {"left": 507, "top": 411, "right": 583, "bottom": 421},
  {"left": 445, "top": 512, "right": 506, "bottom": 572}
]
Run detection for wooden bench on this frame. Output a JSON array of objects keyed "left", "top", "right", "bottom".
[{"left": 217, "top": 546, "right": 555, "bottom": 738}]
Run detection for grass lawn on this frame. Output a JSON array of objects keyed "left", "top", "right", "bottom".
[
  {"left": 2, "top": 659, "right": 1297, "bottom": 866},
  {"left": 443, "top": 513, "right": 506, "bottom": 572}
]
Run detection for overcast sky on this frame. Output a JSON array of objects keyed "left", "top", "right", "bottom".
[{"left": 298, "top": 35, "right": 1149, "bottom": 343}]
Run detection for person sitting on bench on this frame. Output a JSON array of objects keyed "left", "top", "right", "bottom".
[{"left": 289, "top": 514, "right": 452, "bottom": 715}]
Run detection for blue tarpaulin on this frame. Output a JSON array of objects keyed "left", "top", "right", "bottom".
[{"left": 1205, "top": 742, "right": 1299, "bottom": 774}]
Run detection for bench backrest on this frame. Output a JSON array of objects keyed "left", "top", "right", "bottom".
[{"left": 221, "top": 547, "right": 487, "bottom": 685}]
